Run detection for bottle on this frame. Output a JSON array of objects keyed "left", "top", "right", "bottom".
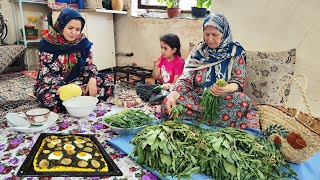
[
  {"left": 113, "top": 82, "right": 120, "bottom": 105},
  {"left": 78, "top": 0, "right": 84, "bottom": 9},
  {"left": 40, "top": 15, "right": 49, "bottom": 36}
]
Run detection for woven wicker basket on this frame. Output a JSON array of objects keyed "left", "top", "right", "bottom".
[{"left": 258, "top": 74, "right": 320, "bottom": 164}]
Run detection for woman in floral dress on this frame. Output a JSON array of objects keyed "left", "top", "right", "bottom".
[
  {"left": 34, "top": 8, "right": 113, "bottom": 112},
  {"left": 163, "top": 13, "right": 259, "bottom": 129}
]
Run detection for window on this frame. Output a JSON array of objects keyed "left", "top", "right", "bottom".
[{"left": 138, "top": 0, "right": 208, "bottom": 12}]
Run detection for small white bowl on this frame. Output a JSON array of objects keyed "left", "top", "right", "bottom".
[
  {"left": 62, "top": 96, "right": 98, "bottom": 117},
  {"left": 25, "top": 108, "right": 50, "bottom": 125}
]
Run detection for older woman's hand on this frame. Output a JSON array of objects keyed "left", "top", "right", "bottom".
[
  {"left": 210, "top": 83, "right": 238, "bottom": 96},
  {"left": 165, "top": 91, "right": 180, "bottom": 111},
  {"left": 85, "top": 77, "right": 97, "bottom": 96}
]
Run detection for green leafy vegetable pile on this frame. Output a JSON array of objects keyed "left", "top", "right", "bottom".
[
  {"left": 169, "top": 104, "right": 186, "bottom": 122},
  {"left": 104, "top": 109, "right": 154, "bottom": 128},
  {"left": 201, "top": 79, "right": 228, "bottom": 124},
  {"left": 131, "top": 121, "right": 296, "bottom": 179},
  {"left": 201, "top": 128, "right": 296, "bottom": 179}
]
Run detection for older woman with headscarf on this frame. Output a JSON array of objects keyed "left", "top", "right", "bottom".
[
  {"left": 34, "top": 8, "right": 113, "bottom": 112},
  {"left": 163, "top": 13, "right": 259, "bottom": 129}
]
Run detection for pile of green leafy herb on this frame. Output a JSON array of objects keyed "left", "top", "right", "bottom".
[
  {"left": 131, "top": 121, "right": 206, "bottom": 178},
  {"left": 201, "top": 127, "right": 296, "bottom": 179},
  {"left": 104, "top": 109, "right": 154, "bottom": 128},
  {"left": 131, "top": 122, "right": 296, "bottom": 179},
  {"left": 169, "top": 104, "right": 186, "bottom": 122},
  {"left": 201, "top": 79, "right": 228, "bottom": 124}
]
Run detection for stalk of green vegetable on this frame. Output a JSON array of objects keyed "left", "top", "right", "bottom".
[
  {"left": 201, "top": 78, "right": 227, "bottom": 124},
  {"left": 152, "top": 84, "right": 163, "bottom": 90}
]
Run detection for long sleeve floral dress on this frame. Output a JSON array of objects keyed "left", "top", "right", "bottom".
[
  {"left": 162, "top": 52, "right": 259, "bottom": 129},
  {"left": 34, "top": 51, "right": 113, "bottom": 113}
]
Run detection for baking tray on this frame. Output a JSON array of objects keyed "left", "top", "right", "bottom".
[{"left": 17, "top": 133, "right": 123, "bottom": 177}]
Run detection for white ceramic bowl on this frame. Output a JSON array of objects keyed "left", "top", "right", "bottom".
[
  {"left": 25, "top": 108, "right": 50, "bottom": 125},
  {"left": 62, "top": 96, "right": 98, "bottom": 117}
]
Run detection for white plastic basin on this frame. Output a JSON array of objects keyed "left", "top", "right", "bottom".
[{"left": 62, "top": 96, "right": 98, "bottom": 117}]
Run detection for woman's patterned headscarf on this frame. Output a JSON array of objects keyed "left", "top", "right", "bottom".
[
  {"left": 184, "top": 13, "right": 244, "bottom": 88},
  {"left": 53, "top": 8, "right": 85, "bottom": 34},
  {"left": 38, "top": 8, "right": 93, "bottom": 82}
]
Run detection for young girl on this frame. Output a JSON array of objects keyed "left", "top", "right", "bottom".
[{"left": 153, "top": 33, "right": 185, "bottom": 90}]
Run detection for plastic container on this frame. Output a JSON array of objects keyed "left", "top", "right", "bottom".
[{"left": 62, "top": 96, "right": 98, "bottom": 117}]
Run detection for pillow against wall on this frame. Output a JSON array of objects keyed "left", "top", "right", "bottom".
[{"left": 245, "top": 49, "right": 296, "bottom": 104}]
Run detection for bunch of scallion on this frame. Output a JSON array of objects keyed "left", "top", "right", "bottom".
[{"left": 201, "top": 78, "right": 228, "bottom": 124}]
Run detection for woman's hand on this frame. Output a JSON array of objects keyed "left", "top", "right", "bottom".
[
  {"left": 210, "top": 83, "right": 238, "bottom": 96},
  {"left": 165, "top": 91, "right": 180, "bottom": 111},
  {"left": 56, "top": 87, "right": 61, "bottom": 95},
  {"left": 85, "top": 78, "right": 97, "bottom": 96}
]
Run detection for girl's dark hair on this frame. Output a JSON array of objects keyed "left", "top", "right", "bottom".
[{"left": 160, "top": 33, "right": 181, "bottom": 57}]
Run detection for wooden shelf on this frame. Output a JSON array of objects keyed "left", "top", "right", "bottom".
[
  {"left": 11, "top": 0, "right": 47, "bottom": 4},
  {"left": 95, "top": 9, "right": 128, "bottom": 14},
  {"left": 52, "top": 8, "right": 128, "bottom": 15},
  {"left": 18, "top": 38, "right": 42, "bottom": 43}
]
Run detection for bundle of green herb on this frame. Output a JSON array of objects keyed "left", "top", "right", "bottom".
[
  {"left": 104, "top": 109, "right": 153, "bottom": 128},
  {"left": 201, "top": 127, "right": 296, "bottom": 179},
  {"left": 131, "top": 122, "right": 297, "bottom": 179},
  {"left": 131, "top": 121, "right": 206, "bottom": 178},
  {"left": 201, "top": 79, "right": 227, "bottom": 124},
  {"left": 169, "top": 104, "right": 186, "bottom": 122}
]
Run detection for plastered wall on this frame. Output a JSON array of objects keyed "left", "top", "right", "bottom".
[
  {"left": 114, "top": 0, "right": 320, "bottom": 116},
  {"left": 113, "top": 15, "right": 204, "bottom": 67}
]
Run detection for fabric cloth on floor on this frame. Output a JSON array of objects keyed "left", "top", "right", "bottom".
[{"left": 108, "top": 122, "right": 320, "bottom": 180}]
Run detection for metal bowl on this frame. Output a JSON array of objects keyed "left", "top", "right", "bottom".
[
  {"left": 106, "top": 123, "right": 149, "bottom": 135},
  {"left": 103, "top": 108, "right": 156, "bottom": 135}
]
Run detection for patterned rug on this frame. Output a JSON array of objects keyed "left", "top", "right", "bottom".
[
  {"left": 0, "top": 72, "right": 39, "bottom": 122},
  {"left": 0, "top": 45, "right": 25, "bottom": 74}
]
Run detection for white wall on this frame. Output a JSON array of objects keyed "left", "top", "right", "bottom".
[{"left": 210, "top": 0, "right": 320, "bottom": 116}]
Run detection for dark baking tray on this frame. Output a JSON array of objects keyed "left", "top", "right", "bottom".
[{"left": 17, "top": 133, "right": 123, "bottom": 177}]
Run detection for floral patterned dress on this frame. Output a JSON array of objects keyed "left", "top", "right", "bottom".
[
  {"left": 34, "top": 50, "right": 114, "bottom": 113},
  {"left": 161, "top": 54, "right": 260, "bottom": 129}
]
